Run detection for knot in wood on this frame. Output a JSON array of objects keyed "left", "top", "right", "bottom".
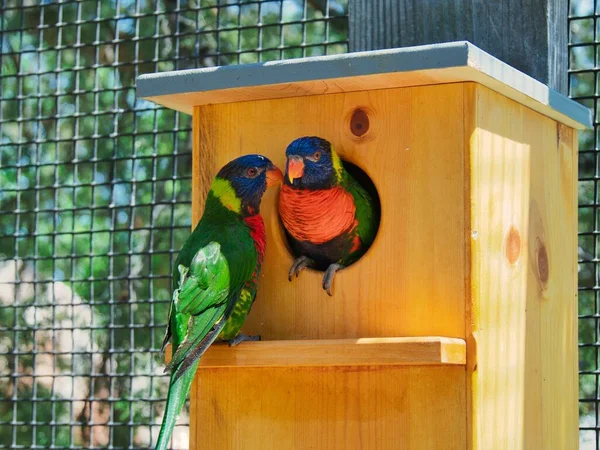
[
  {"left": 505, "top": 226, "right": 521, "bottom": 265},
  {"left": 536, "top": 238, "right": 549, "bottom": 285},
  {"left": 350, "top": 109, "right": 370, "bottom": 137}
]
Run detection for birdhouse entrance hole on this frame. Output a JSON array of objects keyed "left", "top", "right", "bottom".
[{"left": 280, "top": 159, "right": 381, "bottom": 271}]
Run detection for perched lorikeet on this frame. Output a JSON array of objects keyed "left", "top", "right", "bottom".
[
  {"left": 278, "top": 136, "right": 377, "bottom": 296},
  {"left": 155, "top": 154, "right": 282, "bottom": 450}
]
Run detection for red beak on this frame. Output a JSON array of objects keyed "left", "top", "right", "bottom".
[
  {"left": 266, "top": 166, "right": 284, "bottom": 187},
  {"left": 287, "top": 157, "right": 304, "bottom": 183}
]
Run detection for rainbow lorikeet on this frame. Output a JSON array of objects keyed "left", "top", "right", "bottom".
[
  {"left": 278, "top": 136, "right": 378, "bottom": 296},
  {"left": 155, "top": 155, "right": 282, "bottom": 450}
]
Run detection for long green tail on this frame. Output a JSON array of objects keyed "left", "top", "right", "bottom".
[{"left": 155, "top": 359, "right": 199, "bottom": 450}]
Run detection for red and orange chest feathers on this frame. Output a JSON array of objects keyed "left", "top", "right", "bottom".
[
  {"left": 279, "top": 185, "right": 357, "bottom": 244},
  {"left": 242, "top": 214, "right": 266, "bottom": 265}
]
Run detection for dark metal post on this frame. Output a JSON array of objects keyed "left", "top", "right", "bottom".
[{"left": 349, "top": 0, "right": 567, "bottom": 94}]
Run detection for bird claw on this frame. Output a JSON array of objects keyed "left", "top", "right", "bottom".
[
  {"left": 228, "top": 334, "right": 261, "bottom": 347},
  {"left": 322, "top": 263, "right": 344, "bottom": 296},
  {"left": 288, "top": 256, "right": 314, "bottom": 281}
]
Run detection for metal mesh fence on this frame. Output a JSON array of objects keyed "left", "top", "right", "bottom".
[
  {"left": 0, "top": 1, "right": 347, "bottom": 448},
  {"left": 570, "top": 0, "right": 600, "bottom": 448}
]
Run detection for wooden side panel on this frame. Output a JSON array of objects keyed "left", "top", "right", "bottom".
[
  {"left": 463, "top": 83, "right": 476, "bottom": 450},
  {"left": 194, "top": 84, "right": 466, "bottom": 341},
  {"left": 468, "top": 83, "right": 530, "bottom": 450},
  {"left": 189, "top": 108, "right": 201, "bottom": 448},
  {"left": 538, "top": 123, "right": 579, "bottom": 448},
  {"left": 192, "top": 105, "right": 218, "bottom": 221},
  {"left": 192, "top": 366, "right": 466, "bottom": 450},
  {"left": 467, "top": 85, "right": 578, "bottom": 449}
]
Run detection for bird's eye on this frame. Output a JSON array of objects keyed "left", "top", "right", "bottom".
[
  {"left": 246, "top": 167, "right": 259, "bottom": 178},
  {"left": 312, "top": 151, "right": 322, "bottom": 161}
]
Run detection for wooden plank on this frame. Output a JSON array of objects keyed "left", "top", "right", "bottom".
[
  {"left": 143, "top": 67, "right": 465, "bottom": 113},
  {"left": 521, "top": 98, "right": 545, "bottom": 450},
  {"left": 194, "top": 83, "right": 467, "bottom": 341},
  {"left": 192, "top": 365, "right": 466, "bottom": 450},
  {"left": 537, "top": 123, "right": 579, "bottom": 448},
  {"left": 186, "top": 84, "right": 469, "bottom": 450},
  {"left": 164, "top": 337, "right": 466, "bottom": 367},
  {"left": 192, "top": 105, "right": 217, "bottom": 224},
  {"left": 467, "top": 85, "right": 578, "bottom": 449},
  {"left": 463, "top": 82, "right": 477, "bottom": 450},
  {"left": 188, "top": 337, "right": 467, "bottom": 368},
  {"left": 137, "top": 43, "right": 590, "bottom": 129},
  {"left": 468, "top": 83, "right": 530, "bottom": 449},
  {"left": 349, "top": 0, "right": 567, "bottom": 93},
  {"left": 189, "top": 112, "right": 204, "bottom": 448}
]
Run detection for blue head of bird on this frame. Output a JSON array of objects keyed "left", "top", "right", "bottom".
[
  {"left": 284, "top": 136, "right": 343, "bottom": 190},
  {"left": 213, "top": 154, "right": 283, "bottom": 216}
]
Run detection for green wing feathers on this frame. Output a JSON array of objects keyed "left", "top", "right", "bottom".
[
  {"left": 166, "top": 242, "right": 232, "bottom": 379},
  {"left": 156, "top": 241, "right": 234, "bottom": 450},
  {"left": 176, "top": 242, "right": 230, "bottom": 315}
]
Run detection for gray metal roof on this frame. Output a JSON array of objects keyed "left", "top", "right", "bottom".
[{"left": 136, "top": 41, "right": 591, "bottom": 129}]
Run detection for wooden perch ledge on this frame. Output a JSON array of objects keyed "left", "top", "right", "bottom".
[{"left": 165, "top": 337, "right": 466, "bottom": 369}]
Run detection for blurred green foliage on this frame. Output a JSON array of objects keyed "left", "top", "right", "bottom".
[{"left": 0, "top": 0, "right": 347, "bottom": 448}]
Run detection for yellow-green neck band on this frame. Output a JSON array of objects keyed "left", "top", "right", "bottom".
[{"left": 210, "top": 178, "right": 241, "bottom": 213}]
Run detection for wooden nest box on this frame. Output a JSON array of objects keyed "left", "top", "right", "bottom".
[{"left": 137, "top": 42, "right": 591, "bottom": 449}]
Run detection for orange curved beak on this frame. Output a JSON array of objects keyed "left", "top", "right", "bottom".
[
  {"left": 287, "top": 156, "right": 304, "bottom": 183},
  {"left": 266, "top": 166, "right": 284, "bottom": 187}
]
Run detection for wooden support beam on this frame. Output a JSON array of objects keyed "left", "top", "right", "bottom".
[{"left": 349, "top": 0, "right": 567, "bottom": 94}]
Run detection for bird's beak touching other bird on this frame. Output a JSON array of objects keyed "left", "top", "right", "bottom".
[
  {"left": 266, "top": 165, "right": 284, "bottom": 187},
  {"left": 287, "top": 155, "right": 304, "bottom": 183}
]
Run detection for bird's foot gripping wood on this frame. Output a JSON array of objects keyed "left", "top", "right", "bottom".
[
  {"left": 322, "top": 263, "right": 344, "bottom": 296},
  {"left": 228, "top": 333, "right": 261, "bottom": 347},
  {"left": 288, "top": 255, "right": 315, "bottom": 281}
]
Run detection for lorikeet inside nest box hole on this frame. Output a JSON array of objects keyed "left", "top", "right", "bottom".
[{"left": 278, "top": 136, "right": 381, "bottom": 296}]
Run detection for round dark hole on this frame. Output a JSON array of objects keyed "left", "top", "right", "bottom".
[{"left": 281, "top": 159, "right": 381, "bottom": 271}]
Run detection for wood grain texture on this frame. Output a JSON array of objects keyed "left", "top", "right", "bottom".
[
  {"left": 183, "top": 81, "right": 578, "bottom": 449},
  {"left": 463, "top": 83, "right": 477, "bottom": 450},
  {"left": 164, "top": 337, "right": 466, "bottom": 367},
  {"left": 538, "top": 123, "right": 578, "bottom": 449},
  {"left": 192, "top": 365, "right": 466, "bottom": 450},
  {"left": 467, "top": 83, "right": 530, "bottom": 450},
  {"left": 349, "top": 0, "right": 567, "bottom": 93},
  {"left": 192, "top": 105, "right": 218, "bottom": 224},
  {"left": 466, "top": 84, "right": 578, "bottom": 449},
  {"left": 194, "top": 83, "right": 467, "bottom": 341},
  {"left": 193, "top": 337, "right": 466, "bottom": 368}
]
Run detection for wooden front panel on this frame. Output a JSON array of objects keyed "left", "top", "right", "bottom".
[
  {"left": 467, "top": 84, "right": 578, "bottom": 449},
  {"left": 193, "top": 84, "right": 467, "bottom": 340},
  {"left": 190, "top": 366, "right": 466, "bottom": 450}
]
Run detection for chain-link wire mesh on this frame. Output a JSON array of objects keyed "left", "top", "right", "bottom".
[
  {"left": 0, "top": 1, "right": 347, "bottom": 448},
  {"left": 570, "top": 0, "right": 600, "bottom": 448}
]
